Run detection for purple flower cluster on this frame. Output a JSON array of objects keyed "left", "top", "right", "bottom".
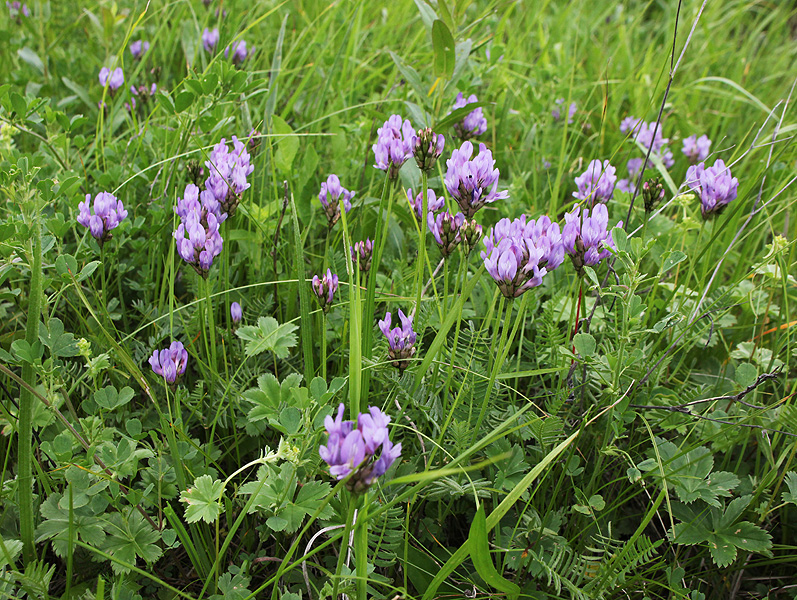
[
  {"left": 351, "top": 239, "right": 373, "bottom": 273},
  {"left": 563, "top": 204, "right": 622, "bottom": 275},
  {"left": 312, "top": 269, "right": 339, "bottom": 314},
  {"left": 77, "top": 192, "right": 128, "bottom": 245},
  {"left": 620, "top": 117, "right": 674, "bottom": 168},
  {"left": 412, "top": 127, "right": 445, "bottom": 172},
  {"left": 407, "top": 188, "right": 444, "bottom": 223},
  {"left": 174, "top": 183, "right": 224, "bottom": 277},
  {"left": 444, "top": 141, "right": 508, "bottom": 218},
  {"left": 480, "top": 215, "right": 564, "bottom": 298},
  {"left": 6, "top": 1, "right": 29, "bottom": 21},
  {"left": 149, "top": 341, "right": 188, "bottom": 384},
  {"left": 225, "top": 40, "right": 252, "bottom": 65},
  {"left": 427, "top": 210, "right": 465, "bottom": 257},
  {"left": 685, "top": 158, "right": 738, "bottom": 219},
  {"left": 129, "top": 40, "right": 150, "bottom": 59},
  {"left": 126, "top": 83, "right": 157, "bottom": 112},
  {"left": 373, "top": 114, "right": 415, "bottom": 179},
  {"left": 319, "top": 404, "right": 402, "bottom": 492},
  {"left": 231, "top": 302, "right": 242, "bottom": 324},
  {"left": 99, "top": 67, "right": 125, "bottom": 94},
  {"left": 573, "top": 159, "right": 617, "bottom": 205},
  {"left": 552, "top": 98, "right": 577, "bottom": 124},
  {"left": 451, "top": 92, "right": 487, "bottom": 140},
  {"left": 318, "top": 174, "right": 355, "bottom": 227},
  {"left": 682, "top": 134, "right": 712, "bottom": 164},
  {"left": 205, "top": 136, "right": 254, "bottom": 217},
  {"left": 616, "top": 158, "right": 644, "bottom": 195},
  {"left": 379, "top": 310, "right": 417, "bottom": 370},
  {"left": 202, "top": 27, "right": 220, "bottom": 52}
]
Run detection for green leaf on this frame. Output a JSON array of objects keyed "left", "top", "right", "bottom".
[
  {"left": 36, "top": 493, "right": 106, "bottom": 558},
  {"left": 612, "top": 226, "right": 627, "bottom": 253},
  {"left": 573, "top": 332, "right": 596, "bottom": 357},
  {"left": 782, "top": 472, "right": 797, "bottom": 505},
  {"left": 468, "top": 506, "right": 520, "bottom": 599},
  {"left": 236, "top": 316, "right": 298, "bottom": 359},
  {"left": 181, "top": 475, "right": 224, "bottom": 524},
  {"left": 77, "top": 260, "right": 101, "bottom": 282},
  {"left": 272, "top": 115, "right": 299, "bottom": 173},
  {"left": 17, "top": 47, "right": 44, "bottom": 74},
  {"left": 100, "top": 511, "right": 163, "bottom": 574},
  {"left": 156, "top": 91, "right": 176, "bottom": 115},
  {"left": 0, "top": 536, "right": 23, "bottom": 569},
  {"left": 174, "top": 90, "right": 195, "bottom": 113},
  {"left": 94, "top": 385, "right": 135, "bottom": 411},
  {"left": 9, "top": 91, "right": 27, "bottom": 117},
  {"left": 38, "top": 317, "right": 79, "bottom": 358},
  {"left": 660, "top": 250, "right": 687, "bottom": 273},
  {"left": 11, "top": 339, "right": 43, "bottom": 364},
  {"left": 279, "top": 406, "right": 302, "bottom": 434},
  {"left": 734, "top": 362, "right": 757, "bottom": 388},
  {"left": 388, "top": 50, "right": 427, "bottom": 100},
  {"left": 431, "top": 20, "right": 456, "bottom": 79}
]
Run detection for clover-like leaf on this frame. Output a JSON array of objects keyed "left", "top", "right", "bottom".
[
  {"left": 94, "top": 385, "right": 135, "bottom": 411},
  {"left": 38, "top": 317, "right": 79, "bottom": 358},
  {"left": 235, "top": 316, "right": 298, "bottom": 359},
  {"left": 181, "top": 475, "right": 225, "bottom": 524}
]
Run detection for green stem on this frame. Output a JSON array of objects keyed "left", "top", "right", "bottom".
[
  {"left": 332, "top": 496, "right": 358, "bottom": 600},
  {"left": 321, "top": 313, "right": 327, "bottom": 380},
  {"left": 205, "top": 277, "right": 217, "bottom": 375},
  {"left": 355, "top": 493, "right": 368, "bottom": 600},
  {"left": 414, "top": 171, "right": 429, "bottom": 313},
  {"left": 19, "top": 211, "right": 42, "bottom": 564}
]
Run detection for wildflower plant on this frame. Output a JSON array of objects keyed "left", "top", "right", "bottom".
[
  {"left": 686, "top": 158, "right": 739, "bottom": 219},
  {"left": 562, "top": 203, "right": 622, "bottom": 275},
  {"left": 148, "top": 341, "right": 188, "bottom": 385},
  {"left": 379, "top": 309, "right": 417, "bottom": 370},
  {"left": 318, "top": 174, "right": 354, "bottom": 227},
  {"left": 77, "top": 192, "right": 128, "bottom": 246},
  {"left": 373, "top": 114, "right": 414, "bottom": 179},
  {"left": 451, "top": 92, "right": 487, "bottom": 140},
  {"left": 445, "top": 141, "right": 508, "bottom": 217}
]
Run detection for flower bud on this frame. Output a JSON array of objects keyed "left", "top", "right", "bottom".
[
  {"left": 642, "top": 178, "right": 665, "bottom": 213},
  {"left": 351, "top": 239, "right": 373, "bottom": 273},
  {"left": 413, "top": 128, "right": 445, "bottom": 172},
  {"left": 460, "top": 219, "right": 483, "bottom": 254}
]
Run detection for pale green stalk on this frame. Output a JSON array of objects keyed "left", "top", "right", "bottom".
[
  {"left": 414, "top": 170, "right": 429, "bottom": 312},
  {"left": 354, "top": 492, "right": 369, "bottom": 600}
]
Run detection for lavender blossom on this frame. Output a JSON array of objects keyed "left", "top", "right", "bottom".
[
  {"left": 148, "top": 341, "right": 188, "bottom": 384},
  {"left": 127, "top": 83, "right": 157, "bottom": 112},
  {"left": 173, "top": 183, "right": 224, "bottom": 277},
  {"left": 230, "top": 302, "right": 242, "bottom": 324},
  {"left": 318, "top": 174, "right": 355, "bottom": 227},
  {"left": 204, "top": 136, "right": 254, "bottom": 218},
  {"left": 6, "top": 1, "right": 29, "bottom": 21},
  {"left": 480, "top": 215, "right": 564, "bottom": 298},
  {"left": 621, "top": 116, "right": 674, "bottom": 168},
  {"left": 616, "top": 158, "right": 644, "bottom": 195},
  {"left": 351, "top": 239, "right": 373, "bottom": 273},
  {"left": 552, "top": 98, "right": 577, "bottom": 124},
  {"left": 427, "top": 211, "right": 465, "bottom": 257},
  {"left": 682, "top": 134, "right": 711, "bottom": 164},
  {"left": 319, "top": 404, "right": 402, "bottom": 491},
  {"left": 373, "top": 114, "right": 415, "bottom": 179},
  {"left": 562, "top": 203, "right": 622, "bottom": 275},
  {"left": 573, "top": 159, "right": 617, "bottom": 205},
  {"left": 407, "top": 188, "right": 444, "bottom": 222},
  {"left": 413, "top": 127, "right": 445, "bottom": 171},
  {"left": 444, "top": 141, "right": 508, "bottom": 218},
  {"left": 685, "top": 159, "right": 738, "bottom": 219},
  {"left": 202, "top": 27, "right": 220, "bottom": 52},
  {"left": 129, "top": 40, "right": 150, "bottom": 59},
  {"left": 451, "top": 92, "right": 487, "bottom": 140},
  {"left": 99, "top": 67, "right": 125, "bottom": 94},
  {"left": 311, "top": 269, "right": 339, "bottom": 314},
  {"left": 225, "top": 40, "right": 252, "bottom": 65},
  {"left": 77, "top": 192, "right": 128, "bottom": 245},
  {"left": 379, "top": 310, "right": 417, "bottom": 370}
]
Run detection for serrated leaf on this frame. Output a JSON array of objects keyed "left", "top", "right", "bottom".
[
  {"left": 782, "top": 472, "right": 797, "bottom": 505},
  {"left": 38, "top": 317, "right": 79, "bottom": 357},
  {"left": 0, "top": 537, "right": 23, "bottom": 569},
  {"left": 36, "top": 493, "right": 106, "bottom": 558},
  {"left": 236, "top": 316, "right": 298, "bottom": 358},
  {"left": 101, "top": 511, "right": 162, "bottom": 574},
  {"left": 181, "top": 475, "right": 224, "bottom": 524}
]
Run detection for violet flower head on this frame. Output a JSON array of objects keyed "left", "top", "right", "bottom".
[
  {"left": 573, "top": 159, "right": 617, "bottom": 205},
  {"left": 686, "top": 159, "right": 738, "bottom": 219},
  {"left": 622, "top": 117, "right": 674, "bottom": 168},
  {"left": 407, "top": 188, "right": 444, "bottom": 222},
  {"left": 373, "top": 114, "right": 415, "bottom": 179},
  {"left": 413, "top": 127, "right": 445, "bottom": 172},
  {"left": 6, "top": 1, "right": 29, "bottom": 21},
  {"left": 318, "top": 174, "right": 355, "bottom": 228},
  {"left": 202, "top": 27, "right": 220, "bottom": 52},
  {"left": 230, "top": 302, "right": 242, "bottom": 324},
  {"left": 552, "top": 98, "right": 577, "bottom": 124},
  {"left": 99, "top": 67, "right": 125, "bottom": 94},
  {"left": 77, "top": 192, "right": 128, "bottom": 246},
  {"left": 444, "top": 141, "right": 509, "bottom": 218},
  {"left": 351, "top": 239, "right": 373, "bottom": 273},
  {"left": 204, "top": 136, "right": 254, "bottom": 218},
  {"left": 682, "top": 134, "right": 711, "bottom": 164},
  {"left": 311, "top": 269, "right": 339, "bottom": 314},
  {"left": 562, "top": 203, "right": 623, "bottom": 275},
  {"left": 148, "top": 341, "right": 188, "bottom": 385},
  {"left": 427, "top": 211, "right": 465, "bottom": 257},
  {"left": 173, "top": 183, "right": 224, "bottom": 278},
  {"left": 480, "top": 214, "right": 563, "bottom": 298},
  {"left": 129, "top": 40, "right": 150, "bottom": 59},
  {"left": 451, "top": 92, "right": 487, "bottom": 140},
  {"left": 225, "top": 40, "right": 252, "bottom": 65},
  {"left": 319, "top": 403, "right": 402, "bottom": 491},
  {"left": 616, "top": 158, "right": 645, "bottom": 195},
  {"left": 379, "top": 309, "right": 417, "bottom": 371}
]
